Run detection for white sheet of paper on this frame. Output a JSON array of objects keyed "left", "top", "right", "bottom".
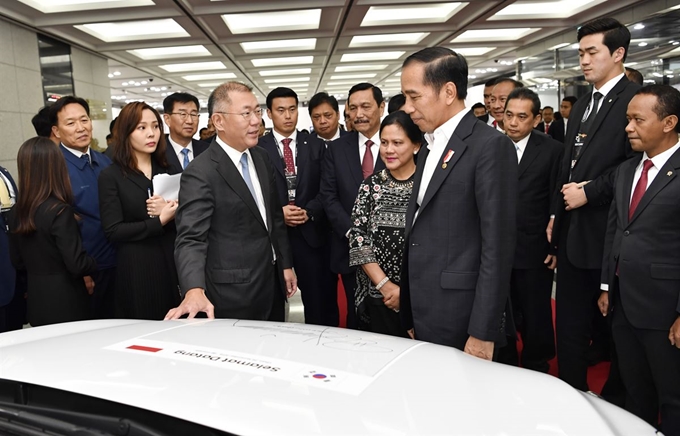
[{"left": 152, "top": 173, "right": 181, "bottom": 201}]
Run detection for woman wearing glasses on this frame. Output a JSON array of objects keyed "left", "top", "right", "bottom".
[{"left": 99, "top": 102, "right": 180, "bottom": 320}]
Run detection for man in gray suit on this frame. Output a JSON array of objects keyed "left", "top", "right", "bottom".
[
  {"left": 166, "top": 81, "right": 297, "bottom": 320},
  {"left": 400, "top": 47, "right": 517, "bottom": 360}
]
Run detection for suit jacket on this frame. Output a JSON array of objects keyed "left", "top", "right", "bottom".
[
  {"left": 602, "top": 150, "right": 680, "bottom": 331},
  {"left": 514, "top": 132, "right": 563, "bottom": 269},
  {"left": 165, "top": 136, "right": 210, "bottom": 175},
  {"left": 535, "top": 121, "right": 552, "bottom": 135},
  {"left": 0, "top": 167, "right": 18, "bottom": 306},
  {"left": 175, "top": 141, "right": 293, "bottom": 319},
  {"left": 552, "top": 77, "right": 640, "bottom": 268},
  {"left": 9, "top": 198, "right": 96, "bottom": 326},
  {"left": 258, "top": 131, "right": 327, "bottom": 248},
  {"left": 547, "top": 118, "right": 565, "bottom": 143},
  {"left": 401, "top": 111, "right": 518, "bottom": 347},
  {"left": 320, "top": 131, "right": 386, "bottom": 274}
]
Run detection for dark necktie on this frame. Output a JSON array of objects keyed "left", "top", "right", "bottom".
[
  {"left": 181, "top": 148, "right": 190, "bottom": 170},
  {"left": 282, "top": 138, "right": 295, "bottom": 175},
  {"left": 81, "top": 153, "right": 92, "bottom": 168},
  {"left": 581, "top": 92, "right": 603, "bottom": 134},
  {"left": 362, "top": 140, "right": 374, "bottom": 179},
  {"left": 629, "top": 159, "right": 654, "bottom": 221}
]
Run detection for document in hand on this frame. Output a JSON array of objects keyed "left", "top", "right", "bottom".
[{"left": 152, "top": 173, "right": 181, "bottom": 201}]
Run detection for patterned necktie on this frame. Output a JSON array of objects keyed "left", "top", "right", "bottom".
[
  {"left": 239, "top": 153, "right": 257, "bottom": 201},
  {"left": 544, "top": 123, "right": 550, "bottom": 134},
  {"left": 629, "top": 159, "right": 654, "bottom": 221},
  {"left": 0, "top": 176, "right": 11, "bottom": 209},
  {"left": 181, "top": 148, "right": 190, "bottom": 170},
  {"left": 281, "top": 138, "right": 295, "bottom": 175},
  {"left": 362, "top": 140, "right": 374, "bottom": 179},
  {"left": 81, "top": 153, "right": 92, "bottom": 168}
]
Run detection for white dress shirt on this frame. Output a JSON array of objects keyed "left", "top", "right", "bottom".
[
  {"left": 416, "top": 108, "right": 471, "bottom": 218},
  {"left": 215, "top": 136, "right": 268, "bottom": 229},
  {"left": 168, "top": 136, "right": 194, "bottom": 165},
  {"left": 513, "top": 133, "right": 531, "bottom": 163},
  {"left": 583, "top": 72, "right": 625, "bottom": 121},
  {"left": 62, "top": 143, "right": 92, "bottom": 161},
  {"left": 318, "top": 128, "right": 341, "bottom": 144},
  {"left": 272, "top": 129, "right": 297, "bottom": 172},
  {"left": 358, "top": 131, "right": 380, "bottom": 168}
]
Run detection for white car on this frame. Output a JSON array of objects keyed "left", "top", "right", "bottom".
[{"left": 0, "top": 319, "right": 660, "bottom": 435}]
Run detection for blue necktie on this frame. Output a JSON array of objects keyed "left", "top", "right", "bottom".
[
  {"left": 239, "top": 153, "right": 257, "bottom": 200},
  {"left": 181, "top": 148, "right": 190, "bottom": 170}
]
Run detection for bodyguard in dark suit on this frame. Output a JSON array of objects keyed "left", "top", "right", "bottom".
[
  {"left": 162, "top": 92, "right": 209, "bottom": 174},
  {"left": 549, "top": 18, "right": 640, "bottom": 392},
  {"left": 167, "top": 82, "right": 296, "bottom": 321},
  {"left": 320, "top": 83, "right": 386, "bottom": 329},
  {"left": 547, "top": 97, "right": 577, "bottom": 143},
  {"left": 0, "top": 166, "right": 25, "bottom": 332},
  {"left": 400, "top": 47, "right": 517, "bottom": 360},
  {"left": 259, "top": 87, "right": 338, "bottom": 326},
  {"left": 504, "top": 88, "right": 563, "bottom": 372},
  {"left": 599, "top": 85, "right": 680, "bottom": 435}
]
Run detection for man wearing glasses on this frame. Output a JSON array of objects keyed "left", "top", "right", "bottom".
[
  {"left": 167, "top": 81, "right": 296, "bottom": 321},
  {"left": 162, "top": 93, "right": 209, "bottom": 174}
]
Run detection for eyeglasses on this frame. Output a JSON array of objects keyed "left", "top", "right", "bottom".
[
  {"left": 170, "top": 112, "right": 200, "bottom": 120},
  {"left": 214, "top": 108, "right": 263, "bottom": 120}
]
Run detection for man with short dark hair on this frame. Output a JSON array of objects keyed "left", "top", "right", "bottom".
[
  {"left": 503, "top": 88, "right": 563, "bottom": 371},
  {"left": 321, "top": 82, "right": 386, "bottom": 329},
  {"left": 625, "top": 66, "right": 644, "bottom": 86},
  {"left": 388, "top": 93, "right": 406, "bottom": 114},
  {"left": 536, "top": 106, "right": 554, "bottom": 134},
  {"left": 490, "top": 78, "right": 523, "bottom": 132},
  {"left": 480, "top": 78, "right": 497, "bottom": 125},
  {"left": 548, "top": 17, "right": 640, "bottom": 393},
  {"left": 308, "top": 92, "right": 347, "bottom": 143},
  {"left": 260, "top": 87, "right": 337, "bottom": 326},
  {"left": 549, "top": 96, "right": 577, "bottom": 142},
  {"left": 168, "top": 82, "right": 296, "bottom": 321},
  {"left": 50, "top": 96, "right": 115, "bottom": 319},
  {"left": 471, "top": 102, "right": 486, "bottom": 118},
  {"left": 162, "top": 92, "right": 209, "bottom": 174},
  {"left": 399, "top": 47, "right": 517, "bottom": 360},
  {"left": 32, "top": 107, "right": 59, "bottom": 144},
  {"left": 600, "top": 85, "right": 680, "bottom": 434},
  {"left": 343, "top": 108, "right": 353, "bottom": 132}
]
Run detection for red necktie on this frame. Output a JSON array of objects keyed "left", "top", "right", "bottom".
[
  {"left": 362, "top": 140, "right": 374, "bottom": 179},
  {"left": 628, "top": 159, "right": 654, "bottom": 221},
  {"left": 545, "top": 123, "right": 550, "bottom": 134},
  {"left": 492, "top": 120, "right": 497, "bottom": 128},
  {"left": 282, "top": 138, "right": 295, "bottom": 175}
]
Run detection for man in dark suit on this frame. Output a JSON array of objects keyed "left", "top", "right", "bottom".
[
  {"left": 504, "top": 88, "right": 563, "bottom": 372},
  {"left": 162, "top": 92, "right": 209, "bottom": 175},
  {"left": 259, "top": 87, "right": 338, "bottom": 326},
  {"left": 309, "top": 92, "right": 350, "bottom": 144},
  {"left": 599, "top": 85, "right": 680, "bottom": 435},
  {"left": 50, "top": 96, "right": 115, "bottom": 319},
  {"left": 489, "top": 78, "right": 523, "bottom": 133},
  {"left": 480, "top": 78, "right": 497, "bottom": 126},
  {"left": 548, "top": 97, "right": 577, "bottom": 143},
  {"left": 167, "top": 82, "right": 296, "bottom": 321},
  {"left": 0, "top": 166, "right": 25, "bottom": 332},
  {"left": 548, "top": 17, "right": 640, "bottom": 392},
  {"left": 399, "top": 47, "right": 517, "bottom": 360},
  {"left": 320, "top": 82, "right": 386, "bottom": 329},
  {"left": 535, "top": 105, "right": 554, "bottom": 134}
]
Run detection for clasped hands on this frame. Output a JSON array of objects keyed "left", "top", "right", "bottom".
[
  {"left": 282, "top": 205, "right": 308, "bottom": 227},
  {"left": 146, "top": 195, "right": 178, "bottom": 224}
]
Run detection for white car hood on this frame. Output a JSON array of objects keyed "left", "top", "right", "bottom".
[{"left": 0, "top": 319, "right": 657, "bottom": 436}]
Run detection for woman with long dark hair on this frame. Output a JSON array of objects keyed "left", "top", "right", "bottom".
[
  {"left": 98, "top": 102, "right": 180, "bottom": 319},
  {"left": 9, "top": 136, "right": 96, "bottom": 326},
  {"left": 348, "top": 111, "right": 422, "bottom": 336}
]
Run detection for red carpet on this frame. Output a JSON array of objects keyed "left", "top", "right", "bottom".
[{"left": 336, "top": 278, "right": 609, "bottom": 394}]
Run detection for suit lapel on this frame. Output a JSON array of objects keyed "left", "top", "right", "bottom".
[
  {"left": 619, "top": 157, "right": 637, "bottom": 225},
  {"left": 344, "top": 132, "right": 364, "bottom": 184},
  {"left": 296, "top": 132, "right": 309, "bottom": 182},
  {"left": 628, "top": 150, "right": 680, "bottom": 225},
  {"left": 252, "top": 149, "right": 273, "bottom": 231},
  {"left": 405, "top": 146, "right": 429, "bottom": 235},
  {"left": 165, "top": 135, "right": 182, "bottom": 172},
  {"left": 211, "top": 145, "right": 266, "bottom": 229},
  {"left": 417, "top": 112, "right": 473, "bottom": 214},
  {"left": 262, "top": 133, "right": 285, "bottom": 177},
  {"left": 517, "top": 133, "right": 540, "bottom": 177}
]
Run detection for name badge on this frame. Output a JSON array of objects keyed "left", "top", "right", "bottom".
[{"left": 286, "top": 174, "right": 297, "bottom": 203}]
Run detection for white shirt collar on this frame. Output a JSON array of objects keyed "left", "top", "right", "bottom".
[
  {"left": 318, "top": 128, "right": 341, "bottom": 142},
  {"left": 62, "top": 143, "right": 90, "bottom": 159},
  {"left": 358, "top": 130, "right": 380, "bottom": 147},
  {"left": 168, "top": 135, "right": 193, "bottom": 158},
  {"left": 215, "top": 135, "right": 252, "bottom": 169},
  {"left": 425, "top": 107, "right": 471, "bottom": 150},
  {"left": 513, "top": 132, "right": 531, "bottom": 153},
  {"left": 642, "top": 139, "right": 680, "bottom": 171},
  {"left": 272, "top": 129, "right": 298, "bottom": 145},
  {"left": 594, "top": 72, "right": 625, "bottom": 99}
]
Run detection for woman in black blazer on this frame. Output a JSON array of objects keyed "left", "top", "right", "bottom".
[
  {"left": 99, "top": 102, "right": 180, "bottom": 320},
  {"left": 9, "top": 137, "right": 96, "bottom": 326}
]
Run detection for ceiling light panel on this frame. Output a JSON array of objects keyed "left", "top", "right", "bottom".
[
  {"left": 341, "top": 51, "right": 405, "bottom": 62},
  {"left": 263, "top": 77, "right": 311, "bottom": 84},
  {"left": 451, "top": 47, "right": 497, "bottom": 56},
  {"left": 452, "top": 28, "right": 540, "bottom": 42},
  {"left": 75, "top": 19, "right": 188, "bottom": 42},
  {"left": 159, "top": 61, "right": 226, "bottom": 72},
  {"left": 127, "top": 45, "right": 210, "bottom": 60},
  {"left": 259, "top": 68, "right": 312, "bottom": 76},
  {"left": 361, "top": 2, "right": 466, "bottom": 27},
  {"left": 268, "top": 85, "right": 309, "bottom": 89},
  {"left": 241, "top": 38, "right": 317, "bottom": 54},
  {"left": 251, "top": 56, "right": 314, "bottom": 67},
  {"left": 182, "top": 73, "right": 236, "bottom": 81},
  {"left": 490, "top": 0, "right": 605, "bottom": 20},
  {"left": 17, "top": 0, "right": 153, "bottom": 13},
  {"left": 334, "top": 64, "right": 388, "bottom": 72},
  {"left": 330, "top": 74, "right": 377, "bottom": 80},
  {"left": 223, "top": 9, "right": 321, "bottom": 34},
  {"left": 349, "top": 33, "right": 429, "bottom": 48}
]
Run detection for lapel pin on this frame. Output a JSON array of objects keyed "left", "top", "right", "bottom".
[
  {"left": 442, "top": 150, "right": 454, "bottom": 169},
  {"left": 608, "top": 99, "right": 612, "bottom": 103},
  {"left": 668, "top": 171, "right": 673, "bottom": 176}
]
